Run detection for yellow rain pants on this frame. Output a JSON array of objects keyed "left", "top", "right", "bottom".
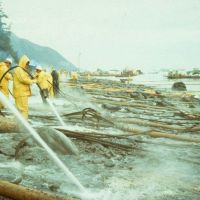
[{"left": 15, "top": 96, "right": 28, "bottom": 119}]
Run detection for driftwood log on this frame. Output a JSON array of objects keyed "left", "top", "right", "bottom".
[
  {"left": 0, "top": 180, "right": 77, "bottom": 200},
  {"left": 116, "top": 125, "right": 200, "bottom": 143},
  {"left": 147, "top": 131, "right": 200, "bottom": 143},
  {"left": 0, "top": 116, "right": 19, "bottom": 133},
  {"left": 65, "top": 108, "right": 200, "bottom": 143},
  {"left": 116, "top": 118, "right": 186, "bottom": 131}
]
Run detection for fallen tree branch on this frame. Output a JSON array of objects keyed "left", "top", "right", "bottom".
[
  {"left": 147, "top": 131, "right": 200, "bottom": 143},
  {"left": 118, "top": 125, "right": 200, "bottom": 143},
  {"left": 56, "top": 128, "right": 142, "bottom": 152},
  {"left": 175, "top": 112, "right": 200, "bottom": 120},
  {"left": 60, "top": 108, "right": 200, "bottom": 143},
  {"left": 115, "top": 118, "right": 186, "bottom": 131},
  {"left": 92, "top": 98, "right": 176, "bottom": 112}
]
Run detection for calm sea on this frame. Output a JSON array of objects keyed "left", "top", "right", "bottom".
[{"left": 94, "top": 72, "right": 200, "bottom": 94}]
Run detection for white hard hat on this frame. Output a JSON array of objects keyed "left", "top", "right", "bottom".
[
  {"left": 36, "top": 66, "right": 43, "bottom": 71},
  {"left": 5, "top": 58, "right": 12, "bottom": 64}
]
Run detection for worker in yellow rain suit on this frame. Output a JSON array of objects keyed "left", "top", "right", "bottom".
[
  {"left": 13, "top": 55, "right": 36, "bottom": 119},
  {"left": 86, "top": 73, "right": 91, "bottom": 81},
  {"left": 35, "top": 66, "right": 50, "bottom": 103},
  {"left": 51, "top": 69, "right": 60, "bottom": 97},
  {"left": 0, "top": 58, "right": 13, "bottom": 109},
  {"left": 44, "top": 70, "right": 54, "bottom": 98},
  {"left": 70, "top": 71, "right": 78, "bottom": 82}
]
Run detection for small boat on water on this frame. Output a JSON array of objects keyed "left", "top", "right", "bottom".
[
  {"left": 167, "top": 75, "right": 200, "bottom": 79},
  {"left": 115, "top": 68, "right": 143, "bottom": 78},
  {"left": 167, "top": 69, "right": 200, "bottom": 79}
]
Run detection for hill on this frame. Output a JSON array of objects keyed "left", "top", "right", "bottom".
[{"left": 10, "top": 33, "right": 78, "bottom": 71}]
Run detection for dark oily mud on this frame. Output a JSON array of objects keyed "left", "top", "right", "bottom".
[{"left": 0, "top": 78, "right": 200, "bottom": 200}]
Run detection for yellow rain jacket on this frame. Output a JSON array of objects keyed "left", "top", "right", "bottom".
[
  {"left": 71, "top": 72, "right": 78, "bottom": 81},
  {"left": 35, "top": 71, "right": 48, "bottom": 90},
  {"left": 0, "top": 62, "right": 12, "bottom": 96},
  {"left": 45, "top": 72, "right": 54, "bottom": 97},
  {"left": 13, "top": 55, "right": 33, "bottom": 98},
  {"left": 13, "top": 55, "right": 34, "bottom": 119}
]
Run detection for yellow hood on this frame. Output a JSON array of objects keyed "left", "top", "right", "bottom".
[{"left": 19, "top": 55, "right": 30, "bottom": 69}]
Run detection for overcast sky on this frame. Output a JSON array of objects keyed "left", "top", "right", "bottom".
[{"left": 2, "top": 0, "right": 200, "bottom": 71}]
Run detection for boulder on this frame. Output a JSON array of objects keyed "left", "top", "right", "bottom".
[
  {"left": 172, "top": 82, "right": 187, "bottom": 91},
  {"left": 102, "top": 104, "right": 121, "bottom": 112},
  {"left": 130, "top": 92, "right": 145, "bottom": 100}
]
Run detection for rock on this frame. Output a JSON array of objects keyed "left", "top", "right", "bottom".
[
  {"left": 155, "top": 100, "right": 167, "bottom": 107},
  {"left": 91, "top": 158, "right": 104, "bottom": 164},
  {"left": 104, "top": 160, "right": 115, "bottom": 167},
  {"left": 182, "top": 96, "right": 192, "bottom": 102},
  {"left": 172, "top": 82, "right": 187, "bottom": 91},
  {"left": 189, "top": 104, "right": 195, "bottom": 108},
  {"left": 130, "top": 92, "right": 145, "bottom": 100},
  {"left": 94, "top": 144, "right": 106, "bottom": 152},
  {"left": 155, "top": 90, "right": 162, "bottom": 95},
  {"left": 102, "top": 104, "right": 121, "bottom": 112},
  {"left": 104, "top": 152, "right": 112, "bottom": 159},
  {"left": 48, "top": 183, "right": 60, "bottom": 192}
]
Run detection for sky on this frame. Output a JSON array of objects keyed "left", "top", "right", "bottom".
[{"left": 2, "top": 0, "right": 200, "bottom": 71}]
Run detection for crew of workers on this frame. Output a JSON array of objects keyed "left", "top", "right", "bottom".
[{"left": 0, "top": 55, "right": 69, "bottom": 119}]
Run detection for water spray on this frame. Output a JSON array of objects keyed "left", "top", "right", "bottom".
[
  {"left": 46, "top": 98, "right": 66, "bottom": 126},
  {"left": 0, "top": 91, "right": 86, "bottom": 193}
]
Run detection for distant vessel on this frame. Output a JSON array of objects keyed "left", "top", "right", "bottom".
[
  {"left": 167, "top": 69, "right": 200, "bottom": 79},
  {"left": 167, "top": 75, "right": 200, "bottom": 79},
  {"left": 115, "top": 68, "right": 143, "bottom": 77}
]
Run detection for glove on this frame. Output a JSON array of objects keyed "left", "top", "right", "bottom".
[
  {"left": 41, "top": 89, "right": 48, "bottom": 98},
  {"left": 32, "top": 79, "right": 37, "bottom": 84}
]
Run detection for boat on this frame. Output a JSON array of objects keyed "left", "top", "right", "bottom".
[
  {"left": 167, "top": 75, "right": 200, "bottom": 79},
  {"left": 167, "top": 74, "right": 200, "bottom": 79},
  {"left": 115, "top": 69, "right": 143, "bottom": 78},
  {"left": 167, "top": 70, "right": 200, "bottom": 79}
]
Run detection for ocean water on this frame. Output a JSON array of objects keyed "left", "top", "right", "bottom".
[{"left": 94, "top": 72, "right": 200, "bottom": 93}]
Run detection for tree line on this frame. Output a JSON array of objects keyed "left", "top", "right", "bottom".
[{"left": 0, "top": 1, "right": 18, "bottom": 62}]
